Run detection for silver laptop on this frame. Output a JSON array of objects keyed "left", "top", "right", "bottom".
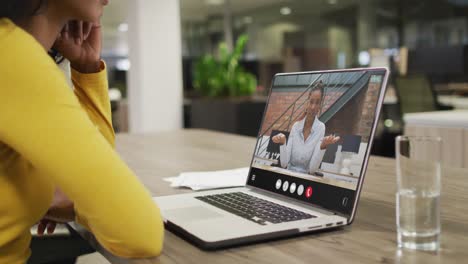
[{"left": 154, "top": 68, "right": 389, "bottom": 249}]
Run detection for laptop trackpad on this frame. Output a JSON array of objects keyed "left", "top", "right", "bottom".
[{"left": 165, "top": 206, "right": 224, "bottom": 223}]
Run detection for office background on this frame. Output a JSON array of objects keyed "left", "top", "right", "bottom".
[
  {"left": 100, "top": 0, "right": 468, "bottom": 158},
  {"left": 32, "top": 1, "right": 468, "bottom": 263}
]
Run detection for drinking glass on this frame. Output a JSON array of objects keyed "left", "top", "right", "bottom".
[{"left": 395, "top": 135, "right": 442, "bottom": 251}]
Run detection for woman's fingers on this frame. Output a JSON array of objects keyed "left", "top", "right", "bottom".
[
  {"left": 57, "top": 20, "right": 91, "bottom": 45},
  {"left": 279, "top": 134, "right": 286, "bottom": 144},
  {"left": 69, "top": 20, "right": 83, "bottom": 45},
  {"left": 329, "top": 136, "right": 339, "bottom": 144},
  {"left": 272, "top": 134, "right": 286, "bottom": 144},
  {"left": 61, "top": 23, "right": 70, "bottom": 41},
  {"left": 272, "top": 134, "right": 285, "bottom": 144},
  {"left": 37, "top": 221, "right": 46, "bottom": 236},
  {"left": 83, "top": 22, "right": 93, "bottom": 40},
  {"left": 85, "top": 21, "right": 102, "bottom": 51},
  {"left": 37, "top": 219, "right": 56, "bottom": 235},
  {"left": 322, "top": 135, "right": 340, "bottom": 146},
  {"left": 76, "top": 21, "right": 83, "bottom": 45},
  {"left": 272, "top": 135, "right": 278, "bottom": 143},
  {"left": 46, "top": 221, "right": 57, "bottom": 234},
  {"left": 69, "top": 21, "right": 76, "bottom": 40},
  {"left": 54, "top": 23, "right": 68, "bottom": 45}
]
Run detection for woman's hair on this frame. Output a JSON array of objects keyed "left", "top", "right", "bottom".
[
  {"left": 1, "top": 0, "right": 63, "bottom": 64},
  {"left": 309, "top": 80, "right": 325, "bottom": 103},
  {"left": 0, "top": 0, "right": 47, "bottom": 23}
]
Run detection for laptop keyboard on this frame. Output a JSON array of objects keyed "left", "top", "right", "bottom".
[{"left": 195, "top": 192, "right": 315, "bottom": 225}]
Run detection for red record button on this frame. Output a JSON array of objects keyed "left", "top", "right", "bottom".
[{"left": 305, "top": 186, "right": 313, "bottom": 198}]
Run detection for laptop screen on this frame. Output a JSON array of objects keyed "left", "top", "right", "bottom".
[{"left": 247, "top": 68, "right": 388, "bottom": 216}]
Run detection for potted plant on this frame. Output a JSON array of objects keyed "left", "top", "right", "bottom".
[
  {"left": 189, "top": 35, "right": 265, "bottom": 136},
  {"left": 193, "top": 35, "right": 256, "bottom": 97}
]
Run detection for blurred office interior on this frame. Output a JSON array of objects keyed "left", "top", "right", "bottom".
[{"left": 101, "top": 0, "right": 468, "bottom": 158}]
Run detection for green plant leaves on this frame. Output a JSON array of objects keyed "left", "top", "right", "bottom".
[{"left": 193, "top": 34, "right": 257, "bottom": 97}]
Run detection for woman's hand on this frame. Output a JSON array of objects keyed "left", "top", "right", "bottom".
[
  {"left": 320, "top": 135, "right": 340, "bottom": 150},
  {"left": 272, "top": 133, "right": 287, "bottom": 145},
  {"left": 37, "top": 219, "right": 57, "bottom": 236},
  {"left": 45, "top": 188, "right": 75, "bottom": 222},
  {"left": 37, "top": 188, "right": 75, "bottom": 235},
  {"left": 53, "top": 20, "right": 102, "bottom": 73}
]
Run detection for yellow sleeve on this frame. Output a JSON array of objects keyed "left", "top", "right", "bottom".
[
  {"left": 0, "top": 28, "right": 164, "bottom": 258},
  {"left": 71, "top": 61, "right": 115, "bottom": 147}
]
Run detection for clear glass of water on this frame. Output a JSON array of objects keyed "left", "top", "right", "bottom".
[{"left": 395, "top": 135, "right": 442, "bottom": 251}]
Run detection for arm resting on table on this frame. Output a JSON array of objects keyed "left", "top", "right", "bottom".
[{"left": 0, "top": 56, "right": 163, "bottom": 258}]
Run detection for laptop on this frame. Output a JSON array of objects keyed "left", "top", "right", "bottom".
[{"left": 154, "top": 68, "right": 389, "bottom": 250}]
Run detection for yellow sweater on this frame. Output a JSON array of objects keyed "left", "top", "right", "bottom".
[{"left": 0, "top": 18, "right": 164, "bottom": 263}]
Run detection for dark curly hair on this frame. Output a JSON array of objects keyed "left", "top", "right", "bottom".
[
  {"left": 309, "top": 80, "right": 325, "bottom": 103},
  {"left": 0, "top": 0, "right": 47, "bottom": 23},
  {"left": 1, "top": 0, "right": 63, "bottom": 63}
]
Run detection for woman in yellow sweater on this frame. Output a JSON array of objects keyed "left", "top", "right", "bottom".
[{"left": 0, "top": 1, "right": 164, "bottom": 263}]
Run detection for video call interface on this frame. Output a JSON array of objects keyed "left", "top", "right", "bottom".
[{"left": 251, "top": 70, "right": 385, "bottom": 191}]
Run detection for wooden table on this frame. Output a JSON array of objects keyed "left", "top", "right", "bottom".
[{"left": 77, "top": 129, "right": 468, "bottom": 264}]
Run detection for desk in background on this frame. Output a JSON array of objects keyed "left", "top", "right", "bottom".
[
  {"left": 437, "top": 95, "right": 468, "bottom": 110},
  {"left": 435, "top": 83, "right": 468, "bottom": 95},
  {"left": 404, "top": 110, "right": 468, "bottom": 168},
  {"left": 384, "top": 92, "right": 468, "bottom": 110},
  {"left": 75, "top": 129, "right": 468, "bottom": 264}
]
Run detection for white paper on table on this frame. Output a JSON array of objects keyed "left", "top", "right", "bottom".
[{"left": 163, "top": 167, "right": 249, "bottom": 191}]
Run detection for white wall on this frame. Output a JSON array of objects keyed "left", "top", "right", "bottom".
[
  {"left": 255, "top": 22, "right": 301, "bottom": 61},
  {"left": 328, "top": 26, "right": 354, "bottom": 68},
  {"left": 127, "top": 0, "right": 183, "bottom": 132}
]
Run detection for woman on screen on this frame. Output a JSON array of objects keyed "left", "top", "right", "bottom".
[{"left": 272, "top": 81, "right": 340, "bottom": 175}]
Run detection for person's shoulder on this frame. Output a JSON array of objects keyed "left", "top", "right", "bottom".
[
  {"left": 0, "top": 18, "right": 57, "bottom": 73},
  {"left": 317, "top": 119, "right": 326, "bottom": 131},
  {"left": 291, "top": 120, "right": 302, "bottom": 131},
  {"left": 0, "top": 19, "right": 64, "bottom": 91},
  {"left": 0, "top": 18, "right": 15, "bottom": 37},
  {"left": 1, "top": 19, "right": 35, "bottom": 56}
]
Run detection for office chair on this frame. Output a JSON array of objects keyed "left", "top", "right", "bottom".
[
  {"left": 374, "top": 74, "right": 453, "bottom": 157},
  {"left": 394, "top": 74, "right": 452, "bottom": 114}
]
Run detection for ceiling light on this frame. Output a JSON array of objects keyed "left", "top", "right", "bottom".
[
  {"left": 205, "top": 0, "right": 225, "bottom": 5},
  {"left": 280, "top": 7, "right": 292, "bottom": 16},
  {"left": 118, "top": 23, "right": 128, "bottom": 32},
  {"left": 358, "top": 51, "right": 370, "bottom": 66},
  {"left": 328, "top": 0, "right": 338, "bottom": 5}
]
